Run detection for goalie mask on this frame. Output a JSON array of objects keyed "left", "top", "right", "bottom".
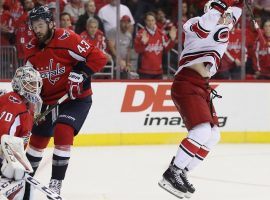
[{"left": 12, "top": 66, "right": 43, "bottom": 114}]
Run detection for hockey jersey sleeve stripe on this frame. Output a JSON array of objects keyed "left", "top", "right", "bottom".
[
  {"left": 68, "top": 50, "right": 86, "bottom": 62},
  {"left": 179, "top": 50, "right": 221, "bottom": 67},
  {"left": 190, "top": 22, "right": 210, "bottom": 39},
  {"left": 9, "top": 115, "right": 21, "bottom": 136}
]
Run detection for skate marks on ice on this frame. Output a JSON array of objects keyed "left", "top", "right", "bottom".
[{"left": 33, "top": 144, "right": 270, "bottom": 200}]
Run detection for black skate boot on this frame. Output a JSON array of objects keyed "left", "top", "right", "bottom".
[
  {"left": 180, "top": 168, "right": 195, "bottom": 198},
  {"left": 47, "top": 179, "right": 62, "bottom": 199},
  {"left": 159, "top": 158, "right": 187, "bottom": 199}
]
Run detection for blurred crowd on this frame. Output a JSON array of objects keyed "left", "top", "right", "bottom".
[{"left": 0, "top": 0, "right": 270, "bottom": 80}]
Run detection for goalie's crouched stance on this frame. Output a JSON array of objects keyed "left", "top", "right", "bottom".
[{"left": 0, "top": 135, "right": 33, "bottom": 199}]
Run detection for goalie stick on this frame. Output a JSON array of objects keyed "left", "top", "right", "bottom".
[{"left": 24, "top": 174, "right": 65, "bottom": 200}]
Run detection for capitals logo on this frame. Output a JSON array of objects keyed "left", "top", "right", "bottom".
[
  {"left": 9, "top": 95, "right": 22, "bottom": 104},
  {"left": 145, "top": 40, "right": 163, "bottom": 55},
  {"left": 39, "top": 59, "right": 66, "bottom": 85}
]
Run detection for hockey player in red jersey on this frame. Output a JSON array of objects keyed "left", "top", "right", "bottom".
[
  {"left": 22, "top": 5, "right": 107, "bottom": 199},
  {"left": 159, "top": 0, "right": 243, "bottom": 198},
  {"left": 0, "top": 66, "right": 42, "bottom": 199}
]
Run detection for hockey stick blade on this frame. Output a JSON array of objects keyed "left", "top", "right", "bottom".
[
  {"left": 24, "top": 174, "right": 65, "bottom": 200},
  {"left": 34, "top": 94, "right": 69, "bottom": 123}
]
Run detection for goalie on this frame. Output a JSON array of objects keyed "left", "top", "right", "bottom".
[{"left": 0, "top": 66, "right": 42, "bottom": 199}]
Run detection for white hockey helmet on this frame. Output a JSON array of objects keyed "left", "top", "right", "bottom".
[{"left": 12, "top": 66, "right": 43, "bottom": 105}]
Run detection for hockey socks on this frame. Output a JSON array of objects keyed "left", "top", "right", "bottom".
[
  {"left": 52, "top": 148, "right": 71, "bottom": 180},
  {"left": 23, "top": 147, "right": 44, "bottom": 200},
  {"left": 186, "top": 145, "right": 210, "bottom": 171},
  {"left": 174, "top": 138, "right": 201, "bottom": 170},
  {"left": 26, "top": 147, "right": 44, "bottom": 175}
]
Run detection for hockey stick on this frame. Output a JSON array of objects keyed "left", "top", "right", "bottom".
[
  {"left": 34, "top": 94, "right": 69, "bottom": 123},
  {"left": 3, "top": 140, "right": 66, "bottom": 200},
  {"left": 24, "top": 174, "right": 65, "bottom": 200},
  {"left": 244, "top": 0, "right": 267, "bottom": 46}
]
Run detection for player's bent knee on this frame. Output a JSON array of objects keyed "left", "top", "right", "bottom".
[
  {"left": 205, "top": 125, "right": 221, "bottom": 149},
  {"left": 187, "top": 122, "right": 212, "bottom": 145},
  {"left": 54, "top": 123, "right": 75, "bottom": 146},
  {"left": 29, "top": 134, "right": 50, "bottom": 149}
]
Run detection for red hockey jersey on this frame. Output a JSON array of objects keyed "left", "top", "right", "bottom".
[
  {"left": 0, "top": 10, "right": 14, "bottom": 45},
  {"left": 24, "top": 28, "right": 107, "bottom": 105},
  {"left": 134, "top": 27, "right": 175, "bottom": 75},
  {"left": 14, "top": 12, "right": 34, "bottom": 59},
  {"left": 253, "top": 34, "right": 270, "bottom": 75},
  {"left": 0, "top": 92, "right": 33, "bottom": 144},
  {"left": 80, "top": 30, "right": 106, "bottom": 52},
  {"left": 220, "top": 28, "right": 245, "bottom": 71}
]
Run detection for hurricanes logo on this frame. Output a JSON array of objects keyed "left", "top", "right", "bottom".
[
  {"left": 214, "top": 27, "right": 229, "bottom": 43},
  {"left": 39, "top": 59, "right": 66, "bottom": 85}
]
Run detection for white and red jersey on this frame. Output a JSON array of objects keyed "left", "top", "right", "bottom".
[
  {"left": 24, "top": 28, "right": 107, "bottom": 105},
  {"left": 134, "top": 26, "right": 175, "bottom": 75},
  {"left": 80, "top": 30, "right": 106, "bottom": 52},
  {"left": 253, "top": 34, "right": 270, "bottom": 74},
  {"left": 177, "top": 7, "right": 242, "bottom": 77},
  {"left": 0, "top": 92, "right": 33, "bottom": 144}
]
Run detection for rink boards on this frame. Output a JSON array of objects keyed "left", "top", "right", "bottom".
[{"left": 1, "top": 81, "right": 270, "bottom": 145}]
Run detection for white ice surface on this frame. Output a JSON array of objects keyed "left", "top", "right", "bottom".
[{"left": 33, "top": 144, "right": 270, "bottom": 200}]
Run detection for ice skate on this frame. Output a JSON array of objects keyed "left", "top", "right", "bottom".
[
  {"left": 180, "top": 169, "right": 195, "bottom": 198},
  {"left": 47, "top": 179, "right": 62, "bottom": 199},
  {"left": 159, "top": 164, "right": 187, "bottom": 199}
]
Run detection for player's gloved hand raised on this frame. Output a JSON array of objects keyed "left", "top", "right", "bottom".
[
  {"left": 211, "top": 0, "right": 235, "bottom": 13},
  {"left": 233, "top": 0, "right": 244, "bottom": 8},
  {"left": 1, "top": 158, "right": 26, "bottom": 180},
  {"left": 66, "top": 71, "right": 90, "bottom": 100}
]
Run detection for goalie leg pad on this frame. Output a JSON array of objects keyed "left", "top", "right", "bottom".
[
  {"left": 1, "top": 135, "right": 33, "bottom": 180},
  {"left": 0, "top": 177, "right": 25, "bottom": 200}
]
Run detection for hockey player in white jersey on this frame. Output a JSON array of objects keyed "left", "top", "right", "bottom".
[{"left": 159, "top": 0, "right": 243, "bottom": 199}]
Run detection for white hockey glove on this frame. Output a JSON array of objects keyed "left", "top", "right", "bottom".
[
  {"left": 1, "top": 159, "right": 25, "bottom": 180},
  {"left": 66, "top": 71, "right": 90, "bottom": 100},
  {"left": 0, "top": 135, "right": 33, "bottom": 181}
]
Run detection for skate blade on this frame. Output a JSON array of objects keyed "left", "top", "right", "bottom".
[
  {"left": 158, "top": 178, "right": 185, "bottom": 199},
  {"left": 184, "top": 192, "right": 192, "bottom": 198}
]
